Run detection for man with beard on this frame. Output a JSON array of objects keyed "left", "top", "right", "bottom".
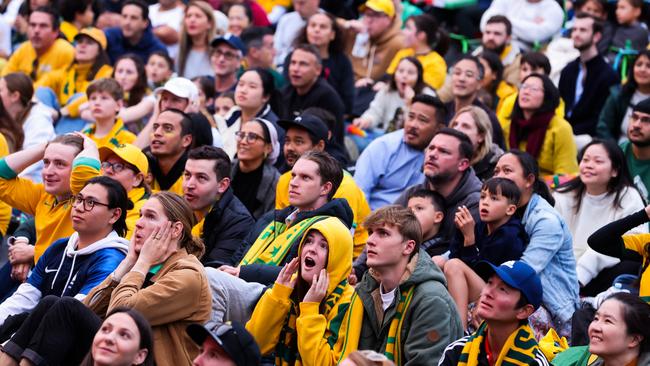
[
  {"left": 622, "top": 98, "right": 650, "bottom": 201},
  {"left": 472, "top": 15, "right": 520, "bottom": 86},
  {"left": 354, "top": 94, "right": 446, "bottom": 210},
  {"left": 559, "top": 12, "right": 618, "bottom": 138},
  {"left": 395, "top": 128, "right": 482, "bottom": 254}
]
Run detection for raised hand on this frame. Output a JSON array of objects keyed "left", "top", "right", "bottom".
[
  {"left": 137, "top": 221, "right": 176, "bottom": 268},
  {"left": 454, "top": 206, "right": 476, "bottom": 246},
  {"left": 303, "top": 269, "right": 329, "bottom": 303},
  {"left": 276, "top": 257, "right": 299, "bottom": 289}
]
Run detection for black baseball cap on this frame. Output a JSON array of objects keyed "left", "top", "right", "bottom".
[
  {"left": 210, "top": 33, "right": 247, "bottom": 55},
  {"left": 186, "top": 322, "right": 261, "bottom": 366},
  {"left": 278, "top": 114, "right": 329, "bottom": 143}
]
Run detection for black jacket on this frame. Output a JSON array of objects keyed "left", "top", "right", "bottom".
[
  {"left": 236, "top": 198, "right": 354, "bottom": 285},
  {"left": 559, "top": 55, "right": 618, "bottom": 136},
  {"left": 201, "top": 188, "right": 255, "bottom": 267}
]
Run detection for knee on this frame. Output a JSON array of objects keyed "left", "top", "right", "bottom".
[{"left": 444, "top": 259, "right": 465, "bottom": 276}]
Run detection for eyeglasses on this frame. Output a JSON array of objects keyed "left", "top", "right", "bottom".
[
  {"left": 212, "top": 49, "right": 240, "bottom": 61},
  {"left": 101, "top": 161, "right": 135, "bottom": 173},
  {"left": 520, "top": 84, "right": 544, "bottom": 93},
  {"left": 70, "top": 194, "right": 111, "bottom": 211},
  {"left": 631, "top": 112, "right": 650, "bottom": 124},
  {"left": 235, "top": 131, "right": 266, "bottom": 143}
]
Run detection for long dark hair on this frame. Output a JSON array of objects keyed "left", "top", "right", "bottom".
[
  {"left": 622, "top": 49, "right": 650, "bottom": 99},
  {"left": 556, "top": 139, "right": 640, "bottom": 213},
  {"left": 239, "top": 67, "right": 281, "bottom": 115},
  {"left": 601, "top": 293, "right": 650, "bottom": 353},
  {"left": 479, "top": 50, "right": 504, "bottom": 97},
  {"left": 510, "top": 73, "right": 560, "bottom": 121},
  {"left": 112, "top": 54, "right": 148, "bottom": 107},
  {"left": 85, "top": 176, "right": 131, "bottom": 237},
  {"left": 293, "top": 11, "right": 344, "bottom": 55},
  {"left": 389, "top": 56, "right": 428, "bottom": 94},
  {"left": 80, "top": 307, "right": 155, "bottom": 366},
  {"left": 409, "top": 13, "right": 449, "bottom": 56},
  {"left": 503, "top": 150, "right": 555, "bottom": 206}
]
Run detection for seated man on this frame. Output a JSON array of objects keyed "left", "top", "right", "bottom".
[
  {"left": 184, "top": 145, "right": 255, "bottom": 267},
  {"left": 276, "top": 113, "right": 370, "bottom": 257},
  {"left": 187, "top": 322, "right": 261, "bottom": 366},
  {"left": 354, "top": 94, "right": 446, "bottom": 210},
  {"left": 343, "top": 205, "right": 463, "bottom": 365},
  {"left": 438, "top": 260, "right": 549, "bottom": 366},
  {"left": 210, "top": 34, "right": 246, "bottom": 96}
]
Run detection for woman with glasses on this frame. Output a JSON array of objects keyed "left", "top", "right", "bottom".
[
  {"left": 71, "top": 133, "right": 150, "bottom": 239},
  {"left": 231, "top": 118, "right": 280, "bottom": 219},
  {"left": 0, "top": 176, "right": 129, "bottom": 361},
  {"left": 0, "top": 191, "right": 211, "bottom": 366},
  {"left": 216, "top": 68, "right": 283, "bottom": 159},
  {"left": 498, "top": 73, "right": 579, "bottom": 177}
]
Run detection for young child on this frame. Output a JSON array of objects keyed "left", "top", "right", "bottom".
[
  {"left": 406, "top": 188, "right": 447, "bottom": 257},
  {"left": 82, "top": 78, "right": 136, "bottom": 148},
  {"left": 443, "top": 177, "right": 529, "bottom": 328},
  {"left": 214, "top": 91, "right": 235, "bottom": 118},
  {"left": 607, "top": 0, "right": 649, "bottom": 62},
  {"left": 145, "top": 51, "right": 174, "bottom": 89},
  {"left": 246, "top": 217, "right": 357, "bottom": 365},
  {"left": 192, "top": 75, "right": 217, "bottom": 128}
]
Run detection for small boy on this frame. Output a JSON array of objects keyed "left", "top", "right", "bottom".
[
  {"left": 214, "top": 91, "right": 235, "bottom": 118},
  {"left": 82, "top": 78, "right": 136, "bottom": 148},
  {"left": 443, "top": 177, "right": 529, "bottom": 328},
  {"left": 606, "top": 0, "right": 648, "bottom": 62},
  {"left": 406, "top": 188, "right": 447, "bottom": 256},
  {"left": 145, "top": 51, "right": 174, "bottom": 89}
]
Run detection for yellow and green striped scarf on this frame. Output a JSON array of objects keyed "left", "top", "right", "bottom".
[
  {"left": 241, "top": 216, "right": 328, "bottom": 266},
  {"left": 458, "top": 322, "right": 542, "bottom": 366}
]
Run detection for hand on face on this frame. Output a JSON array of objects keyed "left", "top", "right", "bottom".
[
  {"left": 136, "top": 221, "right": 177, "bottom": 267},
  {"left": 276, "top": 257, "right": 299, "bottom": 289},
  {"left": 303, "top": 269, "right": 329, "bottom": 303}
]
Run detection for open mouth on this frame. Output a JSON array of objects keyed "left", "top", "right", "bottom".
[{"left": 304, "top": 256, "right": 316, "bottom": 268}]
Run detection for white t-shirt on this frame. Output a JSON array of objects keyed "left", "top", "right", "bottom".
[
  {"left": 379, "top": 284, "right": 397, "bottom": 311},
  {"left": 148, "top": 3, "right": 184, "bottom": 59}
]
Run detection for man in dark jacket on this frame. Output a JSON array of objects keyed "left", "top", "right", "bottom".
[
  {"left": 104, "top": 0, "right": 167, "bottom": 63},
  {"left": 559, "top": 12, "right": 618, "bottom": 137},
  {"left": 183, "top": 146, "right": 254, "bottom": 267}
]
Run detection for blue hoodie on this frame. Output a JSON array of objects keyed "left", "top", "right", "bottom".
[
  {"left": 104, "top": 25, "right": 167, "bottom": 64},
  {"left": 0, "top": 231, "right": 128, "bottom": 326}
]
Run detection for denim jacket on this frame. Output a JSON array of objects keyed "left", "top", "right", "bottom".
[{"left": 521, "top": 194, "right": 579, "bottom": 323}]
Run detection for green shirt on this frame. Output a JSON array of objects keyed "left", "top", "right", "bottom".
[{"left": 622, "top": 141, "right": 650, "bottom": 201}]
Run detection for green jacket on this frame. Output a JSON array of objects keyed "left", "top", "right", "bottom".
[
  {"left": 355, "top": 249, "right": 463, "bottom": 365},
  {"left": 596, "top": 86, "right": 631, "bottom": 141},
  {"left": 553, "top": 345, "right": 650, "bottom": 366}
]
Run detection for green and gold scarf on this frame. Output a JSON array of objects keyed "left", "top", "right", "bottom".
[{"left": 458, "top": 322, "right": 543, "bottom": 366}]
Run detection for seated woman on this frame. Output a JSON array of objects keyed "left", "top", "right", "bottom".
[
  {"left": 176, "top": 1, "right": 217, "bottom": 80},
  {"left": 597, "top": 49, "right": 650, "bottom": 143},
  {"left": 80, "top": 307, "right": 155, "bottom": 366},
  {"left": 553, "top": 293, "right": 650, "bottom": 366},
  {"left": 450, "top": 105, "right": 504, "bottom": 181},
  {"left": 493, "top": 151, "right": 579, "bottom": 338},
  {"left": 351, "top": 57, "right": 435, "bottom": 150},
  {"left": 231, "top": 118, "right": 280, "bottom": 219},
  {"left": 0, "top": 72, "right": 56, "bottom": 182},
  {"left": 477, "top": 50, "right": 517, "bottom": 112},
  {"left": 499, "top": 73, "right": 579, "bottom": 177},
  {"left": 554, "top": 139, "right": 646, "bottom": 296},
  {"left": 35, "top": 27, "right": 113, "bottom": 134},
  {"left": 0, "top": 192, "right": 212, "bottom": 366},
  {"left": 72, "top": 133, "right": 149, "bottom": 239},
  {"left": 246, "top": 216, "right": 357, "bottom": 365},
  {"left": 216, "top": 68, "right": 281, "bottom": 158},
  {"left": 0, "top": 176, "right": 129, "bottom": 332}
]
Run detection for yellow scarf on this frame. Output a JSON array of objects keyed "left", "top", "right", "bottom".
[{"left": 458, "top": 322, "right": 543, "bottom": 366}]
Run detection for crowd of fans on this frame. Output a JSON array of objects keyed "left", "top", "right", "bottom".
[{"left": 0, "top": 0, "right": 649, "bottom": 365}]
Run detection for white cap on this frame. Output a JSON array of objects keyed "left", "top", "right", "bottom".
[{"left": 154, "top": 77, "right": 199, "bottom": 104}]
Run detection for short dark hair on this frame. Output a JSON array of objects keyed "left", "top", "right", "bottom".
[
  {"left": 434, "top": 127, "right": 474, "bottom": 160},
  {"left": 454, "top": 55, "right": 485, "bottom": 80},
  {"left": 188, "top": 145, "right": 232, "bottom": 181},
  {"left": 406, "top": 188, "right": 446, "bottom": 213},
  {"left": 160, "top": 108, "right": 193, "bottom": 136},
  {"left": 303, "top": 107, "right": 336, "bottom": 136},
  {"left": 606, "top": 292, "right": 650, "bottom": 353},
  {"left": 520, "top": 52, "right": 551, "bottom": 75},
  {"left": 59, "top": 0, "right": 92, "bottom": 22},
  {"left": 240, "top": 26, "right": 274, "bottom": 49},
  {"left": 486, "top": 15, "right": 512, "bottom": 36},
  {"left": 411, "top": 94, "right": 447, "bottom": 127},
  {"left": 299, "top": 150, "right": 342, "bottom": 201},
  {"left": 32, "top": 6, "right": 60, "bottom": 29},
  {"left": 148, "top": 50, "right": 174, "bottom": 71},
  {"left": 574, "top": 11, "right": 604, "bottom": 35},
  {"left": 292, "top": 43, "right": 323, "bottom": 66},
  {"left": 513, "top": 73, "right": 560, "bottom": 118},
  {"left": 85, "top": 176, "right": 130, "bottom": 237},
  {"left": 121, "top": 0, "right": 148, "bottom": 20},
  {"left": 482, "top": 177, "right": 521, "bottom": 205}
]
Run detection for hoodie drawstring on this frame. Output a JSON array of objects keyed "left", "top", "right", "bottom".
[
  {"left": 50, "top": 249, "right": 67, "bottom": 291},
  {"left": 60, "top": 253, "right": 77, "bottom": 296}
]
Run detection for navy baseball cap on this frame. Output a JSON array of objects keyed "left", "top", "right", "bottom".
[
  {"left": 475, "top": 260, "right": 543, "bottom": 310},
  {"left": 279, "top": 114, "right": 329, "bottom": 143},
  {"left": 211, "top": 33, "right": 247, "bottom": 55},
  {"left": 187, "top": 322, "right": 261, "bottom": 366}
]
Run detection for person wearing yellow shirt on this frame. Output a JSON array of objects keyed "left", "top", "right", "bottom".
[
  {"left": 477, "top": 50, "right": 517, "bottom": 112},
  {"left": 35, "top": 27, "right": 113, "bottom": 134},
  {"left": 0, "top": 135, "right": 94, "bottom": 295},
  {"left": 2, "top": 7, "right": 74, "bottom": 83},
  {"left": 59, "top": 0, "right": 94, "bottom": 43},
  {"left": 82, "top": 78, "right": 136, "bottom": 148},
  {"left": 386, "top": 14, "right": 448, "bottom": 90},
  {"left": 277, "top": 114, "right": 370, "bottom": 258}
]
